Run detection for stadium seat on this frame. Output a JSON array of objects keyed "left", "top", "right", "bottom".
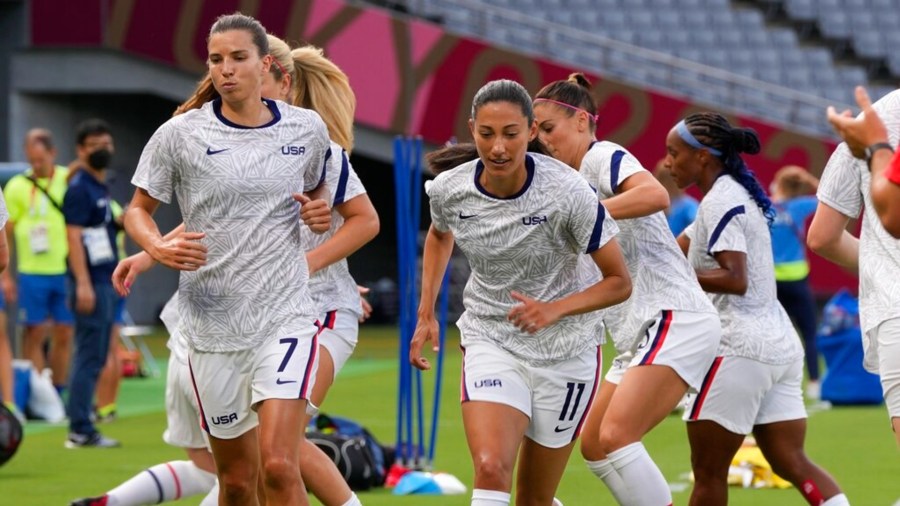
[{"left": 784, "top": 0, "right": 816, "bottom": 21}]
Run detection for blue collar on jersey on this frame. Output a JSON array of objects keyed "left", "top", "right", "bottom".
[
  {"left": 212, "top": 98, "right": 282, "bottom": 129},
  {"left": 474, "top": 154, "right": 535, "bottom": 200}
]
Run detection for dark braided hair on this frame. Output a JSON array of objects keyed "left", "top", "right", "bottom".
[{"left": 683, "top": 112, "right": 775, "bottom": 225}]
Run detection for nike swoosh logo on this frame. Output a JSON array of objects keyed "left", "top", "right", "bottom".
[
  {"left": 206, "top": 147, "right": 229, "bottom": 155},
  {"left": 459, "top": 212, "right": 477, "bottom": 219},
  {"left": 554, "top": 425, "right": 573, "bottom": 433},
  {"left": 275, "top": 378, "right": 297, "bottom": 385}
]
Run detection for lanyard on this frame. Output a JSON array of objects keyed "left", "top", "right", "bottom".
[{"left": 27, "top": 168, "right": 56, "bottom": 218}]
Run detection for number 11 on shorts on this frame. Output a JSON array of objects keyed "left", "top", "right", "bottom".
[{"left": 559, "top": 382, "right": 586, "bottom": 421}]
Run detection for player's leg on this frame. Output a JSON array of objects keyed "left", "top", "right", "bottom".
[
  {"left": 253, "top": 327, "right": 321, "bottom": 506},
  {"left": 208, "top": 431, "right": 261, "bottom": 506},
  {"left": 189, "top": 349, "right": 262, "bottom": 505},
  {"left": 300, "top": 344, "right": 360, "bottom": 505},
  {"left": 580, "top": 354, "right": 631, "bottom": 503},
  {"left": 752, "top": 359, "right": 847, "bottom": 505},
  {"left": 460, "top": 342, "right": 532, "bottom": 505},
  {"left": 517, "top": 344, "right": 601, "bottom": 506},
  {"left": 48, "top": 274, "right": 75, "bottom": 392},
  {"left": 754, "top": 420, "right": 847, "bottom": 505},
  {"left": 463, "top": 401, "right": 529, "bottom": 505},
  {"left": 685, "top": 420, "right": 744, "bottom": 506},
  {"left": 515, "top": 439, "right": 577, "bottom": 506},
  {"left": 599, "top": 365, "right": 685, "bottom": 505},
  {"left": 874, "top": 318, "right": 900, "bottom": 446},
  {"left": 683, "top": 356, "right": 765, "bottom": 506},
  {"left": 0, "top": 311, "right": 15, "bottom": 409}
]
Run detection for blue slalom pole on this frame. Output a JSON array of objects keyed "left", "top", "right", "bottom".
[{"left": 392, "top": 136, "right": 407, "bottom": 461}]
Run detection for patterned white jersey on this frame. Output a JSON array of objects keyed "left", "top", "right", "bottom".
[
  {"left": 429, "top": 153, "right": 618, "bottom": 367},
  {"left": 579, "top": 142, "right": 716, "bottom": 353},
  {"left": 159, "top": 291, "right": 188, "bottom": 364},
  {"left": 686, "top": 175, "right": 802, "bottom": 364},
  {"left": 301, "top": 142, "right": 367, "bottom": 317},
  {"left": 817, "top": 89, "right": 900, "bottom": 338},
  {"left": 0, "top": 191, "right": 8, "bottom": 229},
  {"left": 132, "top": 99, "right": 330, "bottom": 352}
]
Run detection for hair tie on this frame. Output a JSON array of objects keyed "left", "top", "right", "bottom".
[
  {"left": 675, "top": 120, "right": 722, "bottom": 156},
  {"left": 533, "top": 98, "right": 600, "bottom": 123},
  {"left": 271, "top": 57, "right": 288, "bottom": 77}
]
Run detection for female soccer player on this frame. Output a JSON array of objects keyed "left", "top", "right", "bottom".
[
  {"left": 667, "top": 112, "right": 848, "bottom": 506},
  {"left": 533, "top": 73, "right": 720, "bottom": 506},
  {"left": 124, "top": 14, "right": 330, "bottom": 506},
  {"left": 813, "top": 86, "right": 900, "bottom": 444},
  {"left": 411, "top": 79, "right": 631, "bottom": 506}
]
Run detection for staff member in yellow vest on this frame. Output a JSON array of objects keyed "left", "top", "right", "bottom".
[{"left": 2, "top": 129, "right": 74, "bottom": 394}]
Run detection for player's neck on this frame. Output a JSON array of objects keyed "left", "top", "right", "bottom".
[
  {"left": 697, "top": 168, "right": 724, "bottom": 195},
  {"left": 480, "top": 163, "right": 527, "bottom": 198},
  {"left": 220, "top": 96, "right": 272, "bottom": 127}
]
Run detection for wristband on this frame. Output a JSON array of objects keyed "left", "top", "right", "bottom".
[{"left": 885, "top": 148, "right": 900, "bottom": 186}]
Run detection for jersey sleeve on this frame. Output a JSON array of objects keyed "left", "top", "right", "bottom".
[
  {"left": 132, "top": 120, "right": 181, "bottom": 204},
  {"left": 332, "top": 150, "right": 366, "bottom": 206},
  {"left": 705, "top": 201, "right": 748, "bottom": 255},
  {"left": 817, "top": 143, "right": 863, "bottom": 219},
  {"left": 565, "top": 176, "right": 619, "bottom": 253},
  {"left": 428, "top": 177, "right": 450, "bottom": 233},
  {"left": 0, "top": 191, "right": 8, "bottom": 229},
  {"left": 592, "top": 146, "right": 646, "bottom": 197},
  {"left": 303, "top": 116, "right": 330, "bottom": 193},
  {"left": 3, "top": 177, "right": 24, "bottom": 223}
]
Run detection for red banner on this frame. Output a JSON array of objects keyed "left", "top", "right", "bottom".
[{"left": 30, "top": 0, "right": 852, "bottom": 294}]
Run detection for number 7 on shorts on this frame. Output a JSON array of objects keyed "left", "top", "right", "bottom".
[{"left": 278, "top": 337, "right": 298, "bottom": 373}]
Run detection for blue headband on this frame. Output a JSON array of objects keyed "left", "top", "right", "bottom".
[{"left": 676, "top": 120, "right": 722, "bottom": 157}]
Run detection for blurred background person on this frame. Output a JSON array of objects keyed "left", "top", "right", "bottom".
[
  {"left": 94, "top": 198, "right": 127, "bottom": 424},
  {"left": 770, "top": 165, "right": 822, "bottom": 400},
  {"left": 62, "top": 119, "right": 121, "bottom": 448},
  {"left": 654, "top": 160, "right": 698, "bottom": 236},
  {"left": 2, "top": 128, "right": 73, "bottom": 394}
]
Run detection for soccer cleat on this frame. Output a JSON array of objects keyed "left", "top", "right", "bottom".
[
  {"left": 69, "top": 495, "right": 108, "bottom": 506},
  {"left": 65, "top": 432, "right": 121, "bottom": 449}
]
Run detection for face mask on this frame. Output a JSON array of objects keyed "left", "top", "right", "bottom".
[{"left": 88, "top": 148, "right": 112, "bottom": 170}]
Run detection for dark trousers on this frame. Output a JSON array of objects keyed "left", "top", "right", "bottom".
[
  {"left": 776, "top": 278, "right": 820, "bottom": 380},
  {"left": 67, "top": 282, "right": 117, "bottom": 435}
]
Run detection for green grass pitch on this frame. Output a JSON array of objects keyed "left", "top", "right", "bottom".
[{"left": 3, "top": 326, "right": 898, "bottom": 505}]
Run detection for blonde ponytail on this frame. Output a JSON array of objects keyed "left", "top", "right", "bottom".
[{"left": 290, "top": 46, "right": 356, "bottom": 152}]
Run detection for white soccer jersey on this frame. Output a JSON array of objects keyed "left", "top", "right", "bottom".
[
  {"left": 817, "top": 89, "right": 900, "bottom": 338},
  {"left": 686, "top": 175, "right": 802, "bottom": 364},
  {"left": 0, "top": 192, "right": 8, "bottom": 229},
  {"left": 159, "top": 291, "right": 188, "bottom": 364},
  {"left": 132, "top": 99, "right": 329, "bottom": 352},
  {"left": 579, "top": 142, "right": 716, "bottom": 353},
  {"left": 301, "top": 142, "right": 367, "bottom": 317},
  {"left": 429, "top": 153, "right": 618, "bottom": 367}
]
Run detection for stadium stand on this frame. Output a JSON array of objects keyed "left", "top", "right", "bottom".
[{"left": 368, "top": 0, "right": 898, "bottom": 137}]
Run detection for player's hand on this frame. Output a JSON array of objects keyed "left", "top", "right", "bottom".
[
  {"left": 827, "top": 86, "right": 889, "bottom": 159},
  {"left": 75, "top": 281, "right": 96, "bottom": 315},
  {"left": 508, "top": 291, "right": 562, "bottom": 334},
  {"left": 358, "top": 285, "right": 373, "bottom": 323},
  {"left": 112, "top": 251, "right": 156, "bottom": 297},
  {"left": 1, "top": 276, "right": 16, "bottom": 305},
  {"left": 410, "top": 314, "right": 440, "bottom": 371},
  {"left": 293, "top": 193, "right": 331, "bottom": 234},
  {"left": 148, "top": 232, "right": 207, "bottom": 271}
]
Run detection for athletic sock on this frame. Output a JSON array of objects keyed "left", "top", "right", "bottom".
[
  {"left": 800, "top": 479, "right": 825, "bottom": 505},
  {"left": 471, "top": 488, "right": 510, "bottom": 506},
  {"left": 197, "top": 481, "right": 219, "bottom": 506},
  {"left": 607, "top": 442, "right": 672, "bottom": 506},
  {"left": 340, "top": 492, "right": 363, "bottom": 506},
  {"left": 586, "top": 458, "right": 633, "bottom": 504},
  {"left": 821, "top": 493, "right": 850, "bottom": 506},
  {"left": 106, "top": 460, "right": 216, "bottom": 505},
  {"left": 96, "top": 403, "right": 117, "bottom": 418}
]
